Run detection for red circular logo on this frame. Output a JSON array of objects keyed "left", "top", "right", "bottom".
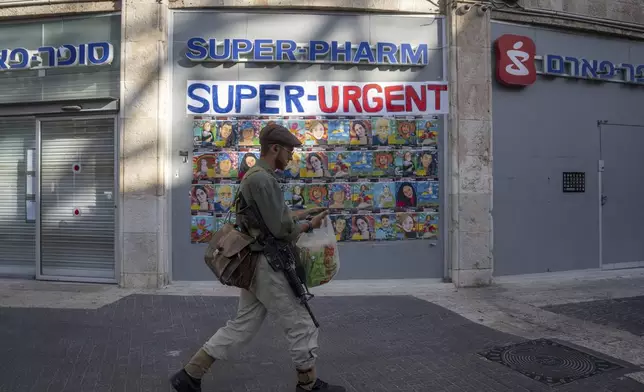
[
  {"left": 73, "top": 209, "right": 80, "bottom": 216},
  {"left": 73, "top": 165, "right": 80, "bottom": 171}
]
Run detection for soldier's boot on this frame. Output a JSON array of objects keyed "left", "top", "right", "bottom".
[
  {"left": 170, "top": 348, "right": 215, "bottom": 392},
  {"left": 170, "top": 369, "right": 201, "bottom": 392},
  {"left": 295, "top": 367, "right": 346, "bottom": 392}
]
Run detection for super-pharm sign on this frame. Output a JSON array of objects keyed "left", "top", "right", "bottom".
[{"left": 186, "top": 81, "right": 449, "bottom": 116}]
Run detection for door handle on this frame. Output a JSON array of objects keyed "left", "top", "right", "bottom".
[{"left": 601, "top": 195, "right": 607, "bottom": 206}]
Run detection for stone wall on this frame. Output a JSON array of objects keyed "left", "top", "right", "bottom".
[
  {"left": 445, "top": 2, "right": 494, "bottom": 287},
  {"left": 520, "top": 0, "right": 644, "bottom": 25},
  {"left": 495, "top": 0, "right": 644, "bottom": 40},
  {"left": 166, "top": 0, "right": 439, "bottom": 12},
  {"left": 120, "top": 0, "right": 170, "bottom": 288},
  {"left": 0, "top": 0, "right": 118, "bottom": 18}
]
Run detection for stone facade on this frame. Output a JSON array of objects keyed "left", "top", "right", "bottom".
[
  {"left": 0, "top": 0, "right": 642, "bottom": 288},
  {"left": 520, "top": 0, "right": 644, "bottom": 25},
  {"left": 446, "top": 2, "right": 494, "bottom": 287},
  {"left": 120, "top": 0, "right": 170, "bottom": 289}
]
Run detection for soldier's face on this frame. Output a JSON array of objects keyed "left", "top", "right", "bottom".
[{"left": 276, "top": 145, "right": 293, "bottom": 171}]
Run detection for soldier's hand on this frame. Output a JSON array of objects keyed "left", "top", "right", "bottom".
[
  {"left": 292, "top": 207, "right": 325, "bottom": 220},
  {"left": 310, "top": 210, "right": 330, "bottom": 229},
  {"left": 305, "top": 207, "right": 327, "bottom": 216}
]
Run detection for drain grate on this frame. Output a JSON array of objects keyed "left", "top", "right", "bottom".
[{"left": 479, "top": 338, "right": 623, "bottom": 386}]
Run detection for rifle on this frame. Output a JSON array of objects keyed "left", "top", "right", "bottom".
[
  {"left": 261, "top": 235, "right": 319, "bottom": 328},
  {"left": 238, "top": 191, "right": 320, "bottom": 328}
]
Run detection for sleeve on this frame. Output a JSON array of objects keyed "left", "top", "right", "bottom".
[{"left": 246, "top": 178, "right": 302, "bottom": 242}]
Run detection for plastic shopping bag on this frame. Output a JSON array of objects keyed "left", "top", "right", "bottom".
[{"left": 297, "top": 216, "right": 340, "bottom": 288}]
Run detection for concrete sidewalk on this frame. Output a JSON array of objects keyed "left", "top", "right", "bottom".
[{"left": 1, "top": 268, "right": 644, "bottom": 391}]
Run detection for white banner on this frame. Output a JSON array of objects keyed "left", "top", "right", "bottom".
[{"left": 186, "top": 81, "right": 449, "bottom": 116}]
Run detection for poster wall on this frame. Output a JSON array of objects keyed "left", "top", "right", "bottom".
[{"left": 189, "top": 110, "right": 442, "bottom": 244}]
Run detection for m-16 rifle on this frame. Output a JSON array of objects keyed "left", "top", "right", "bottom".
[
  {"left": 239, "top": 193, "right": 319, "bottom": 328},
  {"left": 261, "top": 235, "right": 319, "bottom": 328}
]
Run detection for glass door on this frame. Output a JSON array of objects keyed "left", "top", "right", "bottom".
[{"left": 36, "top": 116, "right": 117, "bottom": 282}]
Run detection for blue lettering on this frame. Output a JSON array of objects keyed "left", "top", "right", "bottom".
[
  {"left": 0, "top": 49, "right": 8, "bottom": 69},
  {"left": 598, "top": 60, "right": 615, "bottom": 79},
  {"left": 78, "top": 43, "right": 87, "bottom": 65},
  {"left": 9, "top": 48, "right": 29, "bottom": 69},
  {"left": 254, "top": 39, "right": 273, "bottom": 61},
  {"left": 187, "top": 83, "right": 210, "bottom": 114},
  {"left": 619, "top": 63, "right": 635, "bottom": 82},
  {"left": 259, "top": 84, "right": 280, "bottom": 114},
  {"left": 400, "top": 43, "right": 428, "bottom": 65},
  {"left": 210, "top": 39, "right": 230, "bottom": 61},
  {"left": 58, "top": 45, "right": 78, "bottom": 67},
  {"left": 212, "top": 85, "right": 234, "bottom": 114},
  {"left": 377, "top": 42, "right": 398, "bottom": 64},
  {"left": 87, "top": 42, "right": 113, "bottom": 66},
  {"left": 235, "top": 84, "right": 258, "bottom": 113},
  {"left": 330, "top": 41, "right": 352, "bottom": 62},
  {"left": 186, "top": 37, "right": 208, "bottom": 61},
  {"left": 276, "top": 40, "right": 296, "bottom": 61},
  {"left": 564, "top": 56, "right": 579, "bottom": 75},
  {"left": 636, "top": 65, "right": 644, "bottom": 83},
  {"left": 232, "top": 39, "right": 252, "bottom": 60},
  {"left": 581, "top": 59, "right": 598, "bottom": 78},
  {"left": 545, "top": 54, "right": 565, "bottom": 74},
  {"left": 284, "top": 85, "right": 304, "bottom": 114},
  {"left": 309, "top": 40, "right": 330, "bottom": 61},
  {"left": 38, "top": 46, "right": 56, "bottom": 67},
  {"left": 353, "top": 41, "right": 375, "bottom": 64}
]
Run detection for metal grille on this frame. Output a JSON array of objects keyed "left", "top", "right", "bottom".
[
  {"left": 0, "top": 118, "right": 36, "bottom": 274},
  {"left": 39, "top": 117, "right": 115, "bottom": 279}
]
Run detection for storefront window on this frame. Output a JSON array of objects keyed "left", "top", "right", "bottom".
[{"left": 0, "top": 13, "right": 120, "bottom": 104}]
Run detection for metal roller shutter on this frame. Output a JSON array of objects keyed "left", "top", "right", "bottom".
[
  {"left": 39, "top": 117, "right": 116, "bottom": 280},
  {"left": 0, "top": 118, "right": 36, "bottom": 275}
]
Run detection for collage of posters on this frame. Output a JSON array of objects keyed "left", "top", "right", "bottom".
[{"left": 190, "top": 115, "right": 442, "bottom": 244}]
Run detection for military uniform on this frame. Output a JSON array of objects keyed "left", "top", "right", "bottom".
[
  {"left": 202, "top": 159, "right": 319, "bottom": 369},
  {"left": 171, "top": 124, "right": 345, "bottom": 392}
]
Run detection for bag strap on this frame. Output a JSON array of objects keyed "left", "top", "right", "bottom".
[
  {"left": 235, "top": 168, "right": 278, "bottom": 242},
  {"left": 233, "top": 168, "right": 269, "bottom": 236},
  {"left": 223, "top": 192, "right": 241, "bottom": 224}
]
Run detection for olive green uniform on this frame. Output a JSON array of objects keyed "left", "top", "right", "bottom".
[{"left": 201, "top": 159, "right": 319, "bottom": 371}]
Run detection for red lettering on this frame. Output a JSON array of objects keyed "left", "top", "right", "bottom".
[
  {"left": 384, "top": 85, "right": 405, "bottom": 112},
  {"left": 405, "top": 85, "right": 426, "bottom": 112},
  {"left": 362, "top": 84, "right": 383, "bottom": 113},
  {"left": 343, "top": 86, "right": 362, "bottom": 113},
  {"left": 427, "top": 84, "right": 448, "bottom": 111},
  {"left": 318, "top": 86, "right": 339, "bottom": 113}
]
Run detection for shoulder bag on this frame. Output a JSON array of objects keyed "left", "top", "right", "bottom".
[{"left": 204, "top": 193, "right": 259, "bottom": 290}]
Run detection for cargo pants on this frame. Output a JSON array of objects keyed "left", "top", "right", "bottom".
[{"left": 202, "top": 254, "right": 319, "bottom": 370}]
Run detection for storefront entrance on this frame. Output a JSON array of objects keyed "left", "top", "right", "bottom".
[
  {"left": 0, "top": 115, "right": 117, "bottom": 282},
  {"left": 599, "top": 122, "right": 644, "bottom": 270}
]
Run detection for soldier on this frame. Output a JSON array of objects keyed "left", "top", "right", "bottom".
[{"left": 170, "top": 123, "right": 346, "bottom": 392}]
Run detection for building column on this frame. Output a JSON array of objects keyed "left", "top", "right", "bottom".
[
  {"left": 119, "top": 0, "right": 169, "bottom": 288},
  {"left": 446, "top": 1, "right": 494, "bottom": 287}
]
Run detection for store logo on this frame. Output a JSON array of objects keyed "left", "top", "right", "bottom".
[{"left": 494, "top": 34, "right": 536, "bottom": 87}]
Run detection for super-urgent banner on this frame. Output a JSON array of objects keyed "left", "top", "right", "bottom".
[{"left": 186, "top": 81, "right": 449, "bottom": 116}]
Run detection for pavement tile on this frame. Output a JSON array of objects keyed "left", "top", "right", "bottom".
[
  {"left": 543, "top": 296, "right": 644, "bottom": 337},
  {"left": 0, "top": 294, "right": 642, "bottom": 392}
]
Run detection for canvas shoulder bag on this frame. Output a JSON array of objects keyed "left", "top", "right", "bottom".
[{"left": 203, "top": 171, "right": 262, "bottom": 289}]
